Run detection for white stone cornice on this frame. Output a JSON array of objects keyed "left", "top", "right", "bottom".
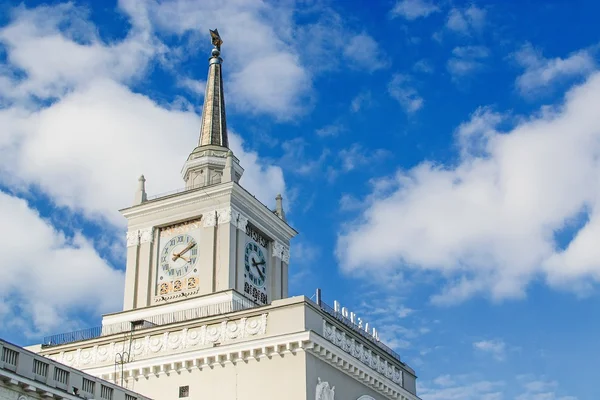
[{"left": 86, "top": 331, "right": 312, "bottom": 378}]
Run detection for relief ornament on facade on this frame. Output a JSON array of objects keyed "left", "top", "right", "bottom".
[
  {"left": 316, "top": 378, "right": 335, "bottom": 400},
  {"left": 323, "top": 320, "right": 403, "bottom": 386},
  {"left": 47, "top": 314, "right": 268, "bottom": 369}
]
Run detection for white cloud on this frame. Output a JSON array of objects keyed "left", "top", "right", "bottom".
[
  {"left": 420, "top": 375, "right": 504, "bottom": 400},
  {"left": 121, "top": 0, "right": 312, "bottom": 120},
  {"left": 0, "top": 3, "right": 287, "bottom": 226},
  {"left": 446, "top": 5, "right": 486, "bottom": 36},
  {"left": 390, "top": 0, "right": 440, "bottom": 20},
  {"left": 338, "top": 144, "right": 389, "bottom": 172},
  {"left": 178, "top": 77, "right": 206, "bottom": 96},
  {"left": 473, "top": 339, "right": 506, "bottom": 361},
  {"left": 447, "top": 46, "right": 490, "bottom": 78},
  {"left": 414, "top": 59, "right": 434, "bottom": 74},
  {"left": 513, "top": 43, "right": 596, "bottom": 96},
  {"left": 516, "top": 376, "right": 578, "bottom": 400},
  {"left": 388, "top": 74, "right": 424, "bottom": 113},
  {"left": 343, "top": 33, "right": 390, "bottom": 72},
  {"left": 350, "top": 90, "right": 373, "bottom": 112},
  {"left": 316, "top": 123, "right": 344, "bottom": 137},
  {"left": 0, "top": 2, "right": 156, "bottom": 102},
  {"left": 0, "top": 192, "right": 123, "bottom": 335},
  {"left": 337, "top": 69, "right": 600, "bottom": 304}
]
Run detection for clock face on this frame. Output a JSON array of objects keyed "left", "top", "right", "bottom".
[
  {"left": 243, "top": 224, "right": 269, "bottom": 305},
  {"left": 159, "top": 233, "right": 198, "bottom": 279},
  {"left": 245, "top": 241, "right": 266, "bottom": 288}
]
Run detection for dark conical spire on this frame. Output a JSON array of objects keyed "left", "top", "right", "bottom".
[{"left": 198, "top": 29, "right": 228, "bottom": 148}]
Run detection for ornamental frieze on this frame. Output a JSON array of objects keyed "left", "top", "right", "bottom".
[
  {"left": 46, "top": 314, "right": 268, "bottom": 369},
  {"left": 322, "top": 320, "right": 403, "bottom": 386}
]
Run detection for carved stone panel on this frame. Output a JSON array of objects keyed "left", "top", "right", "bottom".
[
  {"left": 46, "top": 314, "right": 268, "bottom": 368},
  {"left": 322, "top": 320, "right": 403, "bottom": 386}
]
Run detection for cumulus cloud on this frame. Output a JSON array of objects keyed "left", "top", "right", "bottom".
[
  {"left": 350, "top": 90, "right": 373, "bottom": 112},
  {"left": 446, "top": 5, "right": 487, "bottom": 36},
  {"left": 337, "top": 69, "right": 600, "bottom": 304},
  {"left": 343, "top": 33, "right": 390, "bottom": 72},
  {"left": 473, "top": 339, "right": 506, "bottom": 361},
  {"left": 513, "top": 43, "right": 596, "bottom": 96},
  {"left": 390, "top": 0, "right": 440, "bottom": 20},
  {"left": 119, "top": 0, "right": 312, "bottom": 120},
  {"left": 447, "top": 46, "right": 490, "bottom": 78},
  {"left": 338, "top": 144, "right": 389, "bottom": 172},
  {"left": 0, "top": 192, "right": 124, "bottom": 335},
  {"left": 420, "top": 375, "right": 504, "bottom": 400},
  {"left": 0, "top": 2, "right": 287, "bottom": 226},
  {"left": 515, "top": 376, "right": 578, "bottom": 400},
  {"left": 388, "top": 74, "right": 424, "bottom": 113}
]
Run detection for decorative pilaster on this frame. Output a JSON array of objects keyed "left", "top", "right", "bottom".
[{"left": 139, "top": 227, "right": 154, "bottom": 244}]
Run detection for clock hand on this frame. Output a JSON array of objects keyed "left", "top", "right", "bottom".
[
  {"left": 172, "top": 242, "right": 195, "bottom": 261},
  {"left": 251, "top": 259, "right": 265, "bottom": 280},
  {"left": 256, "top": 267, "right": 264, "bottom": 280}
]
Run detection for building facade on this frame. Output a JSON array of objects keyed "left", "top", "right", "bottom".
[{"left": 31, "top": 29, "right": 422, "bottom": 400}]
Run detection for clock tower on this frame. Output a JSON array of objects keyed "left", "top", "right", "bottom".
[
  {"left": 36, "top": 29, "right": 422, "bottom": 400},
  {"left": 120, "top": 28, "right": 295, "bottom": 313}
]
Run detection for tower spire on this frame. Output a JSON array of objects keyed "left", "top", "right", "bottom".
[
  {"left": 198, "top": 28, "right": 228, "bottom": 148},
  {"left": 181, "top": 29, "right": 243, "bottom": 188}
]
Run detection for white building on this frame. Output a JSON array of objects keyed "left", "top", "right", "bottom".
[{"left": 29, "top": 29, "right": 422, "bottom": 400}]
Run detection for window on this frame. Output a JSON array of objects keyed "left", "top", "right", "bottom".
[
  {"left": 33, "top": 359, "right": 49, "bottom": 377},
  {"left": 125, "top": 394, "right": 137, "bottom": 400},
  {"left": 179, "top": 386, "right": 189, "bottom": 398},
  {"left": 100, "top": 385, "right": 114, "bottom": 400}
]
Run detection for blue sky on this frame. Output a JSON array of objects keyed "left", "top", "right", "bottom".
[{"left": 1, "top": 0, "right": 599, "bottom": 399}]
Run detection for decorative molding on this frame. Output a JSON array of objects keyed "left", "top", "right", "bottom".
[
  {"left": 139, "top": 227, "right": 154, "bottom": 244},
  {"left": 316, "top": 377, "right": 335, "bottom": 400},
  {"left": 308, "top": 335, "right": 417, "bottom": 400},
  {"left": 203, "top": 210, "right": 218, "bottom": 227},
  {"left": 126, "top": 230, "right": 139, "bottom": 247},
  {"left": 323, "top": 320, "right": 403, "bottom": 387},
  {"left": 46, "top": 314, "right": 268, "bottom": 369},
  {"left": 232, "top": 210, "right": 249, "bottom": 231},
  {"left": 357, "top": 396, "right": 376, "bottom": 400},
  {"left": 160, "top": 218, "right": 202, "bottom": 237},
  {"left": 217, "top": 208, "right": 232, "bottom": 224},
  {"left": 273, "top": 241, "right": 290, "bottom": 263}
]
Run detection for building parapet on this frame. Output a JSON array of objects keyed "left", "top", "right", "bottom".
[
  {"left": 0, "top": 339, "right": 150, "bottom": 400},
  {"left": 43, "top": 297, "right": 257, "bottom": 347}
]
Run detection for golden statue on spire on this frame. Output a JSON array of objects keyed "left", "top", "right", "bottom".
[{"left": 210, "top": 29, "right": 223, "bottom": 51}]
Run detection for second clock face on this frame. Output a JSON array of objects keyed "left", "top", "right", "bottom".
[
  {"left": 159, "top": 233, "right": 198, "bottom": 279},
  {"left": 245, "top": 241, "right": 266, "bottom": 288}
]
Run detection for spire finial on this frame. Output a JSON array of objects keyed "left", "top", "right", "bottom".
[
  {"left": 196, "top": 29, "right": 228, "bottom": 148},
  {"left": 134, "top": 174, "right": 147, "bottom": 205},
  {"left": 210, "top": 29, "right": 223, "bottom": 51},
  {"left": 275, "top": 194, "right": 286, "bottom": 221}
]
